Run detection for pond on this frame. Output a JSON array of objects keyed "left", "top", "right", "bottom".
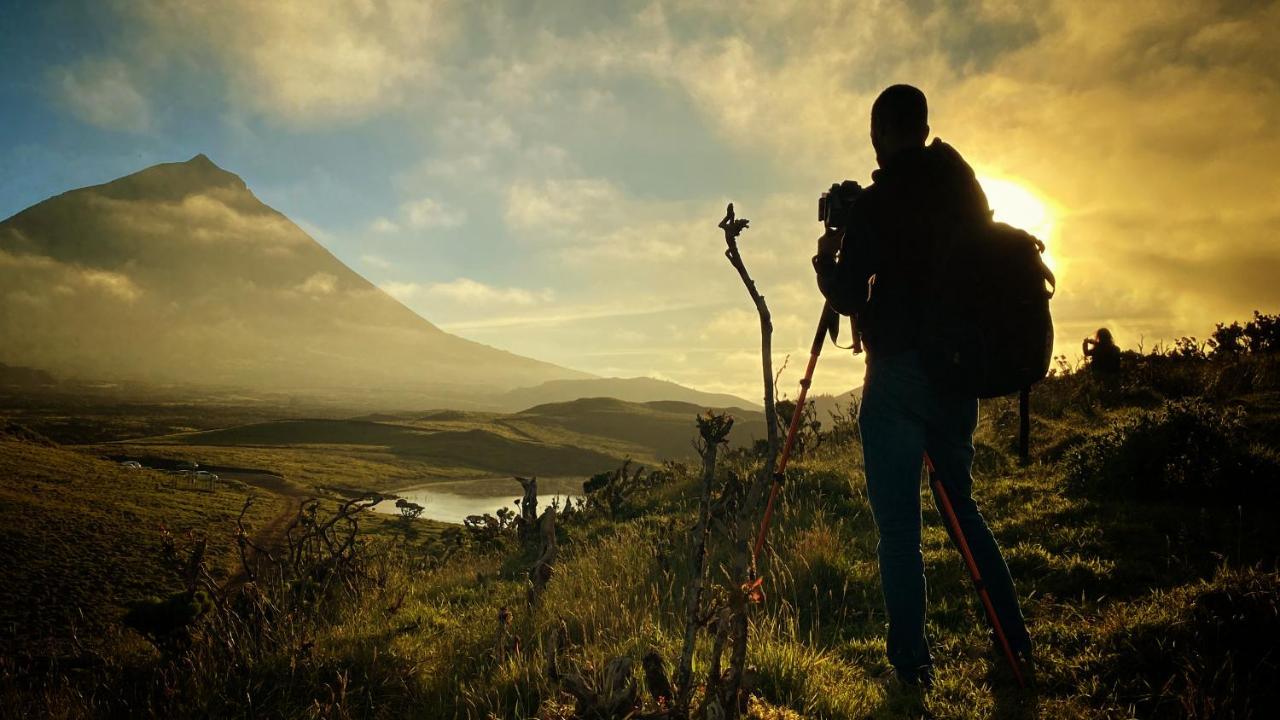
[{"left": 372, "top": 476, "right": 585, "bottom": 524}]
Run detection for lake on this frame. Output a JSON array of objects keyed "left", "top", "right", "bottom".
[{"left": 372, "top": 476, "right": 586, "bottom": 524}]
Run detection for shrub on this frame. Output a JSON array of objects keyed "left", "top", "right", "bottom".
[
  {"left": 1210, "top": 311, "right": 1280, "bottom": 356},
  {"left": 1063, "top": 399, "right": 1273, "bottom": 504},
  {"left": 1089, "top": 567, "right": 1280, "bottom": 719}
]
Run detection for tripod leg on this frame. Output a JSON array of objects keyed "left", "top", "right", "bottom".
[{"left": 925, "top": 454, "right": 1027, "bottom": 688}]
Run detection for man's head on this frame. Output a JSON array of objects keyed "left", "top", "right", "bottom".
[{"left": 870, "top": 84, "right": 929, "bottom": 165}]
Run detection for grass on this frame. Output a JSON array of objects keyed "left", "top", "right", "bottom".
[
  {"left": 0, "top": 439, "right": 277, "bottom": 660},
  {"left": 1, "top": 354, "right": 1278, "bottom": 718}
]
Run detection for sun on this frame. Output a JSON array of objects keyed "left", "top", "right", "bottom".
[
  {"left": 979, "top": 176, "right": 1052, "bottom": 239},
  {"left": 977, "top": 175, "right": 1058, "bottom": 271}
]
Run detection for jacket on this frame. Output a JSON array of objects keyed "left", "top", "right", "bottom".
[{"left": 814, "top": 139, "right": 990, "bottom": 357}]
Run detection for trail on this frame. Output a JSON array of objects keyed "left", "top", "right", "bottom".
[{"left": 219, "top": 470, "right": 309, "bottom": 586}]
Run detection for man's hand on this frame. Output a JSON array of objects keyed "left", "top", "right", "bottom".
[{"left": 816, "top": 228, "right": 845, "bottom": 259}]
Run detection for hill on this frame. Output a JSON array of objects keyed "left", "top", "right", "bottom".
[
  {"left": 103, "top": 398, "right": 768, "bottom": 486},
  {"left": 7, "top": 323, "right": 1280, "bottom": 718},
  {"left": 514, "top": 397, "right": 767, "bottom": 460},
  {"left": 0, "top": 436, "right": 277, "bottom": 659},
  {"left": 496, "top": 376, "right": 759, "bottom": 412},
  {"left": 0, "top": 154, "right": 588, "bottom": 402}
]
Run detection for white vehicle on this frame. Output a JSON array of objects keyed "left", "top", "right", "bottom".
[
  {"left": 194, "top": 470, "right": 219, "bottom": 482},
  {"left": 120, "top": 460, "right": 143, "bottom": 469}
]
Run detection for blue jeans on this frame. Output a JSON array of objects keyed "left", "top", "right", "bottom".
[{"left": 858, "top": 351, "right": 1031, "bottom": 671}]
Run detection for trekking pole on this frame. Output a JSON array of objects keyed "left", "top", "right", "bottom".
[
  {"left": 751, "top": 302, "right": 840, "bottom": 562},
  {"left": 924, "top": 452, "right": 1027, "bottom": 688}
]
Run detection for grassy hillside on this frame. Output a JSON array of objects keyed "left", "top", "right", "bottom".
[
  {"left": 0, "top": 436, "right": 277, "bottom": 660},
  {"left": 76, "top": 398, "right": 761, "bottom": 493},
  {"left": 3, "top": 350, "right": 1279, "bottom": 718},
  {"left": 513, "top": 397, "right": 767, "bottom": 460}
]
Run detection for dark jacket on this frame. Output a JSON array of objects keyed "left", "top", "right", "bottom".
[{"left": 815, "top": 139, "right": 990, "bottom": 357}]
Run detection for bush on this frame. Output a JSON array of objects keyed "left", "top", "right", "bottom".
[
  {"left": 1210, "top": 311, "right": 1280, "bottom": 356},
  {"left": 1089, "top": 567, "right": 1280, "bottom": 719},
  {"left": 1063, "top": 399, "right": 1273, "bottom": 504}
]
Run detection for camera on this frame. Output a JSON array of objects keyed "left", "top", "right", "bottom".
[{"left": 818, "top": 180, "right": 863, "bottom": 230}]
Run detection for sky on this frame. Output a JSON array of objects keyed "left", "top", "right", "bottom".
[{"left": 2, "top": 0, "right": 1278, "bottom": 402}]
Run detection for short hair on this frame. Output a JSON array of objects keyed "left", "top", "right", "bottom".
[{"left": 871, "top": 84, "right": 928, "bottom": 136}]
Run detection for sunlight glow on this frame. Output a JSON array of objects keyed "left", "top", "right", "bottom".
[{"left": 979, "top": 175, "right": 1057, "bottom": 271}]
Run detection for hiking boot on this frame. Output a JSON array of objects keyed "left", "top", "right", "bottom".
[
  {"left": 1011, "top": 647, "right": 1037, "bottom": 688},
  {"left": 894, "top": 664, "right": 935, "bottom": 690},
  {"left": 991, "top": 645, "right": 1037, "bottom": 689}
]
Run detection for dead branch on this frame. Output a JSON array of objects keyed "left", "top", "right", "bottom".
[
  {"left": 716, "top": 201, "right": 783, "bottom": 719},
  {"left": 527, "top": 505, "right": 558, "bottom": 607},
  {"left": 676, "top": 411, "right": 733, "bottom": 714},
  {"left": 516, "top": 475, "right": 539, "bottom": 541},
  {"left": 719, "top": 202, "right": 779, "bottom": 459}
]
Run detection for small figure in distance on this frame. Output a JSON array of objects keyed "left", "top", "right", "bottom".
[{"left": 1082, "top": 328, "right": 1121, "bottom": 376}]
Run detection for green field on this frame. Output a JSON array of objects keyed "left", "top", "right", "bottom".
[{"left": 1, "top": 353, "right": 1278, "bottom": 718}]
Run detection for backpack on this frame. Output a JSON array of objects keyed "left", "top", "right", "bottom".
[{"left": 918, "top": 221, "right": 1056, "bottom": 399}]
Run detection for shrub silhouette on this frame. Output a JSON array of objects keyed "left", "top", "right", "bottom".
[
  {"left": 1063, "top": 399, "right": 1268, "bottom": 503},
  {"left": 123, "top": 590, "right": 214, "bottom": 654}
]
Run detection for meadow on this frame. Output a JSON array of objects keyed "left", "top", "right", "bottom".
[{"left": 1, "top": 339, "right": 1278, "bottom": 719}]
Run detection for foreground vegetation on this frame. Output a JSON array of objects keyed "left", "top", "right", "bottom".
[{"left": 3, "top": 323, "right": 1280, "bottom": 718}]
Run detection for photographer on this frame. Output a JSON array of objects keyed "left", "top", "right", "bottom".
[
  {"left": 1083, "top": 327, "right": 1121, "bottom": 375},
  {"left": 812, "top": 84, "right": 1033, "bottom": 689}
]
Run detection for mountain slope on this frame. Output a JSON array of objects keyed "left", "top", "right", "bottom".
[{"left": 0, "top": 155, "right": 588, "bottom": 400}]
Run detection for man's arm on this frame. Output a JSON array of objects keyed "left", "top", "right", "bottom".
[
  {"left": 816, "top": 194, "right": 877, "bottom": 316},
  {"left": 814, "top": 224, "right": 872, "bottom": 316}
]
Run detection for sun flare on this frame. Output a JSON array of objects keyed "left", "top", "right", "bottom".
[
  {"left": 978, "top": 175, "right": 1058, "bottom": 271},
  {"left": 979, "top": 176, "right": 1052, "bottom": 239}
]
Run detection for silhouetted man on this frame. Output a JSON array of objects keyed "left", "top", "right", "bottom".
[
  {"left": 813, "top": 84, "right": 1032, "bottom": 688},
  {"left": 1083, "top": 328, "right": 1121, "bottom": 375}
]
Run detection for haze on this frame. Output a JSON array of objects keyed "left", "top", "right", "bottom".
[{"left": 3, "top": 0, "right": 1277, "bottom": 400}]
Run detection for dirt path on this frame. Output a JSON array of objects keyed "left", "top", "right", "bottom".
[{"left": 219, "top": 470, "right": 309, "bottom": 584}]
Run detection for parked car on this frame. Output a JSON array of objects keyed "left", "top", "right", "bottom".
[{"left": 120, "top": 460, "right": 143, "bottom": 469}]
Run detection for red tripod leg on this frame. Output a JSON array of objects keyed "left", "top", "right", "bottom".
[
  {"left": 924, "top": 453, "right": 1027, "bottom": 688},
  {"left": 751, "top": 304, "right": 838, "bottom": 563}
]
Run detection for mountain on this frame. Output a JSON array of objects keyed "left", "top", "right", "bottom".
[
  {"left": 0, "top": 155, "right": 589, "bottom": 403},
  {"left": 497, "top": 377, "right": 759, "bottom": 412},
  {"left": 808, "top": 388, "right": 862, "bottom": 425}
]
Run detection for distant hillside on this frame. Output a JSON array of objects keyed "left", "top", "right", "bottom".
[
  {"left": 513, "top": 397, "right": 768, "bottom": 460},
  {"left": 808, "top": 388, "right": 862, "bottom": 426},
  {"left": 164, "top": 418, "right": 624, "bottom": 477},
  {"left": 0, "top": 154, "right": 588, "bottom": 401},
  {"left": 497, "top": 377, "right": 759, "bottom": 412},
  {"left": 0, "top": 362, "right": 55, "bottom": 388},
  {"left": 127, "top": 397, "right": 768, "bottom": 481}
]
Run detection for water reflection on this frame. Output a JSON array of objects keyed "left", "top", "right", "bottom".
[{"left": 373, "top": 476, "right": 584, "bottom": 524}]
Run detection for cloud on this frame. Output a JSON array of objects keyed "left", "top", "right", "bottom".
[
  {"left": 51, "top": 58, "right": 151, "bottom": 133},
  {"left": 90, "top": 190, "right": 311, "bottom": 252},
  {"left": 369, "top": 217, "right": 400, "bottom": 234},
  {"left": 128, "top": 0, "right": 452, "bottom": 124},
  {"left": 401, "top": 197, "right": 466, "bottom": 230},
  {"left": 0, "top": 248, "right": 142, "bottom": 303},
  {"left": 381, "top": 277, "right": 552, "bottom": 308},
  {"left": 361, "top": 254, "right": 393, "bottom": 269},
  {"left": 297, "top": 272, "right": 338, "bottom": 295}
]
